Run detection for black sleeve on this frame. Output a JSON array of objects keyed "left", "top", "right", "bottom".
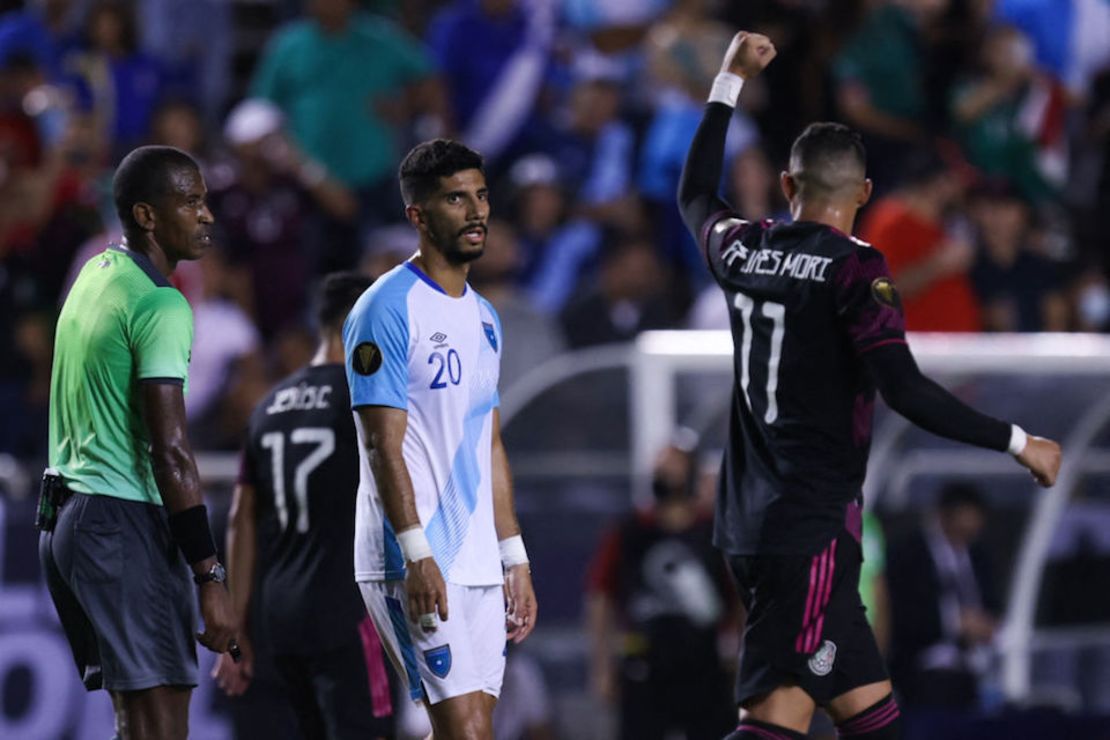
[
  {"left": 677, "top": 102, "right": 734, "bottom": 238},
  {"left": 863, "top": 342, "right": 1011, "bottom": 452}
]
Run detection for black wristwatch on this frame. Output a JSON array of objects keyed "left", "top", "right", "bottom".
[{"left": 194, "top": 562, "right": 227, "bottom": 585}]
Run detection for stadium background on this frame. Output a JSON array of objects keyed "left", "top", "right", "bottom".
[{"left": 1, "top": 0, "right": 1109, "bottom": 737}]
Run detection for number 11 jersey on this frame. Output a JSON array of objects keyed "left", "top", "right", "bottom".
[
  {"left": 344, "top": 262, "right": 503, "bottom": 587},
  {"left": 700, "top": 214, "right": 906, "bottom": 556}
]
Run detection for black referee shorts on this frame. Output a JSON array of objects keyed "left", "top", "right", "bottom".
[
  {"left": 39, "top": 492, "right": 198, "bottom": 691},
  {"left": 728, "top": 529, "right": 887, "bottom": 706}
]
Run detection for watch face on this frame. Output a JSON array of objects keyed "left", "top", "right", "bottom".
[{"left": 211, "top": 563, "right": 227, "bottom": 582}]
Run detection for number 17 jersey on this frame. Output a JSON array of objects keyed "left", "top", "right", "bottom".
[
  {"left": 700, "top": 214, "right": 906, "bottom": 557},
  {"left": 344, "top": 262, "right": 503, "bottom": 587}
]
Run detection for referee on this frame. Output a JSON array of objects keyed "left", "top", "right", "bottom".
[{"left": 39, "top": 146, "right": 237, "bottom": 740}]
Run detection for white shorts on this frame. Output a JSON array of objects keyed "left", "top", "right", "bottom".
[{"left": 359, "top": 580, "right": 507, "bottom": 705}]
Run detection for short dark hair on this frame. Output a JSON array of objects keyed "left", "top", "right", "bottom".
[
  {"left": 113, "top": 145, "right": 200, "bottom": 231},
  {"left": 398, "top": 139, "right": 484, "bottom": 205},
  {"left": 938, "top": 482, "right": 988, "bottom": 513},
  {"left": 315, "top": 271, "right": 373, "bottom": 331},
  {"left": 789, "top": 122, "right": 867, "bottom": 196}
]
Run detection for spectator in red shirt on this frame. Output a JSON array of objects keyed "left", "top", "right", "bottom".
[{"left": 860, "top": 153, "right": 981, "bottom": 332}]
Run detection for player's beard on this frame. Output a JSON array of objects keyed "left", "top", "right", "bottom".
[{"left": 430, "top": 219, "right": 485, "bottom": 264}]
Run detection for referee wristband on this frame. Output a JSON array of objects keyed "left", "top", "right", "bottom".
[
  {"left": 499, "top": 535, "right": 530, "bottom": 568},
  {"left": 708, "top": 72, "right": 744, "bottom": 108},
  {"left": 1008, "top": 424, "right": 1029, "bottom": 456},
  {"left": 168, "top": 505, "right": 217, "bottom": 565},
  {"left": 397, "top": 526, "right": 433, "bottom": 563}
]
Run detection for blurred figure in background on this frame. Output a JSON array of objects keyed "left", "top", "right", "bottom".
[
  {"left": 506, "top": 153, "right": 605, "bottom": 315},
  {"left": 968, "top": 180, "right": 1069, "bottom": 332},
  {"left": 427, "top": 0, "right": 556, "bottom": 167},
  {"left": 185, "top": 245, "right": 265, "bottom": 450},
  {"left": 834, "top": 0, "right": 939, "bottom": 190},
  {"left": 207, "top": 98, "right": 356, "bottom": 339},
  {"left": 467, "top": 218, "right": 565, "bottom": 391},
  {"left": 560, "top": 234, "right": 672, "bottom": 348},
  {"left": 586, "top": 443, "right": 737, "bottom": 740},
  {"left": 359, "top": 222, "right": 417, "bottom": 280},
  {"left": 950, "top": 25, "right": 1068, "bottom": 203},
  {"left": 640, "top": 0, "right": 754, "bottom": 286},
  {"left": 859, "top": 151, "right": 981, "bottom": 332},
  {"left": 251, "top": 0, "right": 447, "bottom": 268},
  {"left": 887, "top": 483, "right": 1001, "bottom": 714},
  {"left": 62, "top": 0, "right": 171, "bottom": 158}
]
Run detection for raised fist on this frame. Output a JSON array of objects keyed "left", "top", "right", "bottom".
[{"left": 721, "top": 31, "right": 777, "bottom": 80}]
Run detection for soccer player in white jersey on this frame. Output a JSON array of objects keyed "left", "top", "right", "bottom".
[{"left": 343, "top": 139, "right": 538, "bottom": 739}]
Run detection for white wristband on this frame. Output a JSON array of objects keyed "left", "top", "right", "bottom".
[
  {"left": 1008, "top": 424, "right": 1028, "bottom": 456},
  {"left": 499, "top": 535, "right": 529, "bottom": 568},
  {"left": 708, "top": 72, "right": 744, "bottom": 107},
  {"left": 397, "top": 527, "right": 433, "bottom": 563}
]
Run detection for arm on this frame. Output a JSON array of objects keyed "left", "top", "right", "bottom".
[
  {"left": 492, "top": 408, "right": 537, "bottom": 643},
  {"left": 141, "top": 383, "right": 236, "bottom": 653},
  {"left": 356, "top": 405, "right": 449, "bottom": 626},
  {"left": 677, "top": 31, "right": 776, "bottom": 238},
  {"left": 213, "top": 481, "right": 257, "bottom": 695},
  {"left": 863, "top": 343, "right": 1061, "bottom": 485}
]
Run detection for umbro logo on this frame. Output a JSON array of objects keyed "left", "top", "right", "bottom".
[{"left": 430, "top": 332, "right": 448, "bottom": 344}]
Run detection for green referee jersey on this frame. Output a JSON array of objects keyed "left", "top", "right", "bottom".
[{"left": 49, "top": 245, "right": 194, "bottom": 505}]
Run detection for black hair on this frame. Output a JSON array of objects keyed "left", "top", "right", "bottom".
[
  {"left": 789, "top": 122, "right": 867, "bottom": 195},
  {"left": 112, "top": 145, "right": 200, "bottom": 232},
  {"left": 315, "top": 271, "right": 373, "bottom": 331},
  {"left": 938, "top": 482, "right": 988, "bottom": 513},
  {"left": 398, "top": 139, "right": 484, "bottom": 205}
]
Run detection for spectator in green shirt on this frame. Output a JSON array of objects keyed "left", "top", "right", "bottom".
[{"left": 251, "top": 0, "right": 448, "bottom": 231}]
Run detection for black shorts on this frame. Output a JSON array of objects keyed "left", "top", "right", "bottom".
[
  {"left": 273, "top": 623, "right": 395, "bottom": 740},
  {"left": 39, "top": 492, "right": 197, "bottom": 691},
  {"left": 728, "top": 529, "right": 887, "bottom": 706}
]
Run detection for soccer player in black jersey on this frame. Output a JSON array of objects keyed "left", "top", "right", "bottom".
[
  {"left": 213, "top": 273, "right": 394, "bottom": 740},
  {"left": 677, "top": 32, "right": 1062, "bottom": 740}
]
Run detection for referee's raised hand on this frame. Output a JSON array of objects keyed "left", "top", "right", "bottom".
[{"left": 721, "top": 30, "right": 777, "bottom": 80}]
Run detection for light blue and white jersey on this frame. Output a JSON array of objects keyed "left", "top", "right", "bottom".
[{"left": 344, "top": 262, "right": 503, "bottom": 586}]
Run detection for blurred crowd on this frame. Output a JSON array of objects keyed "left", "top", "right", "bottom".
[{"left": 1, "top": 0, "right": 1109, "bottom": 462}]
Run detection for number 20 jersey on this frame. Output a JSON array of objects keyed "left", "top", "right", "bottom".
[
  {"left": 700, "top": 214, "right": 906, "bottom": 557},
  {"left": 344, "top": 262, "right": 503, "bottom": 586}
]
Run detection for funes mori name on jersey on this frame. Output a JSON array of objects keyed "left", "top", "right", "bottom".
[
  {"left": 723, "top": 240, "right": 833, "bottom": 283},
  {"left": 266, "top": 384, "right": 333, "bottom": 415}
]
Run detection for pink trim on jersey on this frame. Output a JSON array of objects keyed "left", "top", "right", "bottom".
[
  {"left": 737, "top": 723, "right": 794, "bottom": 740},
  {"left": 839, "top": 700, "right": 900, "bottom": 735},
  {"left": 358, "top": 616, "right": 394, "bottom": 718},
  {"left": 858, "top": 337, "right": 908, "bottom": 354}
]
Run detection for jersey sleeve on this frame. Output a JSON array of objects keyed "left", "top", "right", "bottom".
[
  {"left": 343, "top": 298, "right": 410, "bottom": 410},
  {"left": 833, "top": 247, "right": 907, "bottom": 355},
  {"left": 130, "top": 288, "right": 193, "bottom": 384},
  {"left": 699, "top": 211, "right": 753, "bottom": 287}
]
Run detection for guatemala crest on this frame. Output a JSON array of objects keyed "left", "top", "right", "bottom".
[
  {"left": 424, "top": 645, "right": 452, "bottom": 678},
  {"left": 808, "top": 640, "right": 837, "bottom": 677},
  {"left": 482, "top": 321, "right": 498, "bottom": 352}
]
